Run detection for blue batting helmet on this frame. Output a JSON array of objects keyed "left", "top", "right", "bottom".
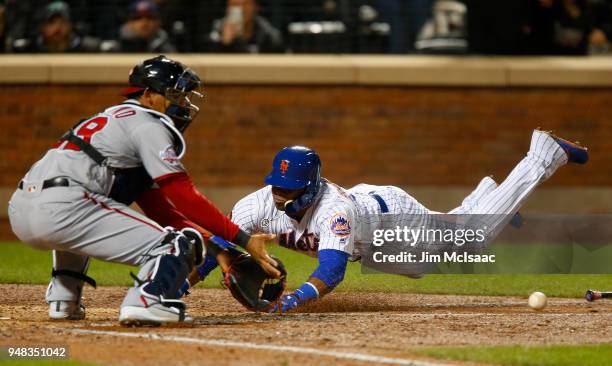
[{"left": 264, "top": 146, "right": 322, "bottom": 214}]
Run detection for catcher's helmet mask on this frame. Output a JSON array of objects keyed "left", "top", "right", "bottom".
[{"left": 127, "top": 55, "right": 203, "bottom": 132}]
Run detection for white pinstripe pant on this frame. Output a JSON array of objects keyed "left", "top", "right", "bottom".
[
  {"left": 359, "top": 130, "right": 569, "bottom": 276},
  {"left": 447, "top": 130, "right": 567, "bottom": 241}
]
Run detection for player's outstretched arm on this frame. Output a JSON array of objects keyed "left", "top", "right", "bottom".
[
  {"left": 270, "top": 249, "right": 349, "bottom": 312},
  {"left": 155, "top": 172, "right": 280, "bottom": 277}
]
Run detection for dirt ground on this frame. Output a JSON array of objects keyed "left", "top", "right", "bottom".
[{"left": 1, "top": 285, "right": 611, "bottom": 366}]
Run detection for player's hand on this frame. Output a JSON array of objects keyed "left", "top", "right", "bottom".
[
  {"left": 222, "top": 20, "right": 238, "bottom": 45},
  {"left": 215, "top": 251, "right": 233, "bottom": 273},
  {"left": 245, "top": 233, "right": 281, "bottom": 278},
  {"left": 268, "top": 293, "right": 300, "bottom": 313}
]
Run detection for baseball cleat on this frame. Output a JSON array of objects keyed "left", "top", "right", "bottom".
[
  {"left": 510, "top": 212, "right": 523, "bottom": 228},
  {"left": 119, "top": 304, "right": 193, "bottom": 327},
  {"left": 548, "top": 132, "right": 589, "bottom": 164},
  {"left": 48, "top": 301, "right": 86, "bottom": 320}
]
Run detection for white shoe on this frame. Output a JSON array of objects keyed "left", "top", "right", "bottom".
[
  {"left": 48, "top": 301, "right": 85, "bottom": 320},
  {"left": 119, "top": 304, "right": 193, "bottom": 327}
]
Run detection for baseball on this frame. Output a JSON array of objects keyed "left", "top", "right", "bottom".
[{"left": 528, "top": 291, "right": 547, "bottom": 310}]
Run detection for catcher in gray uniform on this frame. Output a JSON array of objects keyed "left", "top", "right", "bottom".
[{"left": 7, "top": 55, "right": 279, "bottom": 326}]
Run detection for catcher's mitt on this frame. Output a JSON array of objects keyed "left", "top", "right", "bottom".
[{"left": 224, "top": 254, "right": 287, "bottom": 312}]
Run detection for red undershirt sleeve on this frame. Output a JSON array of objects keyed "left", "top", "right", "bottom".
[
  {"left": 136, "top": 188, "right": 209, "bottom": 237},
  {"left": 154, "top": 172, "right": 250, "bottom": 246}
]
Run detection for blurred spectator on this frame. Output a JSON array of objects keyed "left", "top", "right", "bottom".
[
  {"left": 118, "top": 0, "right": 176, "bottom": 53},
  {"left": 207, "top": 0, "right": 284, "bottom": 53},
  {"left": 415, "top": 0, "right": 468, "bottom": 54},
  {"left": 549, "top": 0, "right": 593, "bottom": 54},
  {"left": 353, "top": 1, "right": 392, "bottom": 53},
  {"left": 0, "top": 3, "right": 6, "bottom": 52},
  {"left": 11, "top": 1, "right": 102, "bottom": 53},
  {"left": 155, "top": 0, "right": 201, "bottom": 52},
  {"left": 1, "top": 0, "right": 610, "bottom": 55},
  {"left": 528, "top": 0, "right": 597, "bottom": 55},
  {"left": 377, "top": 0, "right": 433, "bottom": 53},
  {"left": 284, "top": 0, "right": 353, "bottom": 53},
  {"left": 586, "top": 0, "right": 612, "bottom": 53},
  {"left": 2, "top": 0, "right": 28, "bottom": 45}
]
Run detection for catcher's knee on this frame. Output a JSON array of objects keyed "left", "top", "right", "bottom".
[{"left": 179, "top": 227, "right": 205, "bottom": 267}]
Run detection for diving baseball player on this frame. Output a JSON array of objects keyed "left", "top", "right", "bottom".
[
  {"left": 8, "top": 55, "right": 278, "bottom": 325},
  {"left": 182, "top": 129, "right": 588, "bottom": 312}
]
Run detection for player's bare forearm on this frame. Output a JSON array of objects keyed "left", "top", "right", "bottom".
[
  {"left": 215, "top": 251, "right": 233, "bottom": 272},
  {"left": 186, "top": 251, "right": 232, "bottom": 288},
  {"left": 308, "top": 276, "right": 333, "bottom": 296},
  {"left": 244, "top": 234, "right": 281, "bottom": 278},
  {"left": 187, "top": 268, "right": 201, "bottom": 287}
]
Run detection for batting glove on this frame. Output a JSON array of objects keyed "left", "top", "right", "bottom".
[
  {"left": 268, "top": 282, "right": 319, "bottom": 313},
  {"left": 269, "top": 293, "right": 300, "bottom": 313}
]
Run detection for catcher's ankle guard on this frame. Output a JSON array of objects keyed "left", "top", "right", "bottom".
[{"left": 51, "top": 269, "right": 97, "bottom": 288}]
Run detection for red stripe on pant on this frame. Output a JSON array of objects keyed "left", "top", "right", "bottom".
[{"left": 83, "top": 192, "right": 163, "bottom": 232}]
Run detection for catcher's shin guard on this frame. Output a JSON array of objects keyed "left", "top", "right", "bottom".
[
  {"left": 120, "top": 228, "right": 204, "bottom": 326},
  {"left": 140, "top": 229, "right": 203, "bottom": 299}
]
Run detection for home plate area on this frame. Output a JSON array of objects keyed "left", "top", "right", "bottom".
[{"left": 1, "top": 285, "right": 611, "bottom": 365}]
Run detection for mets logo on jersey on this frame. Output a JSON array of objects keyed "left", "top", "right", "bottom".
[
  {"left": 159, "top": 145, "right": 180, "bottom": 165},
  {"left": 280, "top": 160, "right": 290, "bottom": 175},
  {"left": 330, "top": 213, "right": 351, "bottom": 237}
]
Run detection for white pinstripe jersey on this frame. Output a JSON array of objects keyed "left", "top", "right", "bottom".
[{"left": 231, "top": 180, "right": 430, "bottom": 257}]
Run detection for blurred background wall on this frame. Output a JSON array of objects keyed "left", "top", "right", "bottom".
[{"left": 0, "top": 55, "right": 610, "bottom": 240}]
